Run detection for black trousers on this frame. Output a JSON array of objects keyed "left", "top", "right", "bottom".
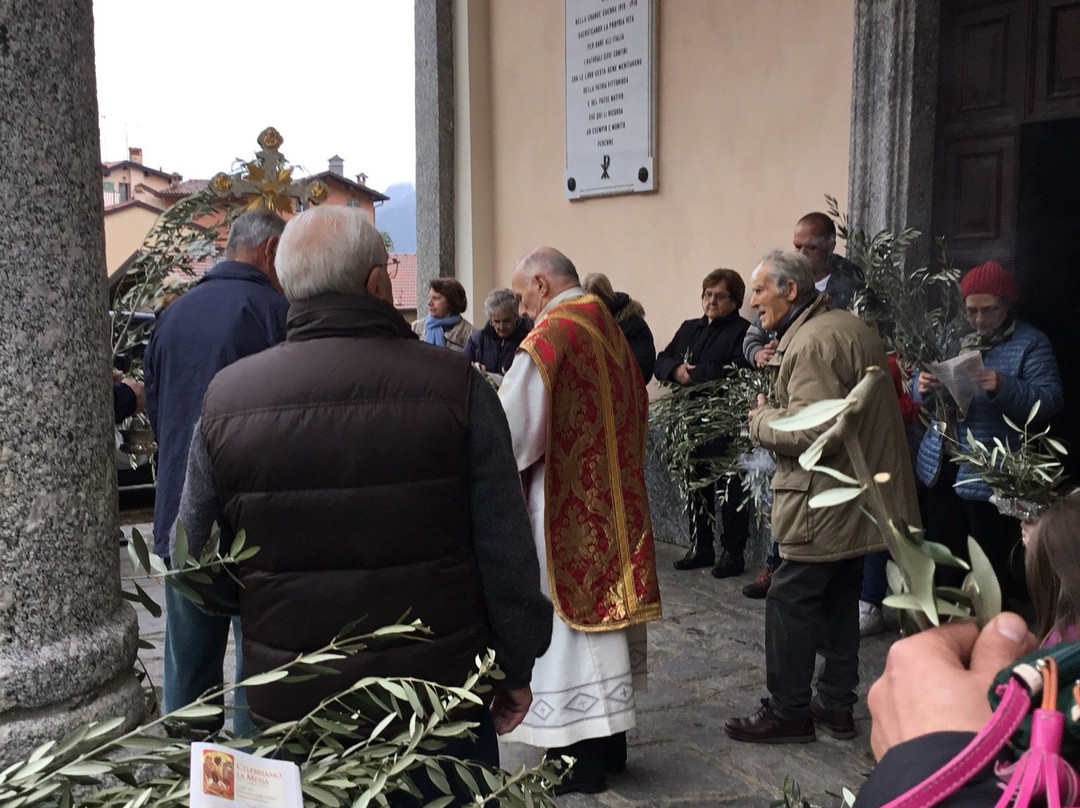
[
  {"left": 765, "top": 556, "right": 864, "bottom": 718},
  {"left": 688, "top": 476, "right": 750, "bottom": 559},
  {"left": 924, "top": 462, "right": 1028, "bottom": 607}
]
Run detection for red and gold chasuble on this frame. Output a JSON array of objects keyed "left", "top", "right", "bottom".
[{"left": 520, "top": 294, "right": 662, "bottom": 632}]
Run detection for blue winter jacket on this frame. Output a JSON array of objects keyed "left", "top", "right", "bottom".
[
  {"left": 144, "top": 261, "right": 289, "bottom": 556},
  {"left": 913, "top": 319, "right": 1063, "bottom": 501}
]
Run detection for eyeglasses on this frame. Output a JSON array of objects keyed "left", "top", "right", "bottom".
[{"left": 965, "top": 303, "right": 1004, "bottom": 320}]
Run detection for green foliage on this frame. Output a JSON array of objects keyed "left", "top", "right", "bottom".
[
  {"left": 0, "top": 629, "right": 565, "bottom": 808},
  {"left": 948, "top": 400, "right": 1070, "bottom": 516},
  {"left": 826, "top": 195, "right": 965, "bottom": 374},
  {"left": 770, "top": 777, "right": 854, "bottom": 808},
  {"left": 71, "top": 529, "right": 564, "bottom": 808},
  {"left": 650, "top": 367, "right": 771, "bottom": 522}
]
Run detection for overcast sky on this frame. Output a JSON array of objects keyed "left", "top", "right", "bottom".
[{"left": 93, "top": 0, "right": 415, "bottom": 192}]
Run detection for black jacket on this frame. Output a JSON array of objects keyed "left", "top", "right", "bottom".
[
  {"left": 855, "top": 732, "right": 1001, "bottom": 808},
  {"left": 655, "top": 309, "right": 752, "bottom": 384},
  {"left": 463, "top": 317, "right": 531, "bottom": 374},
  {"left": 609, "top": 292, "right": 656, "bottom": 383}
]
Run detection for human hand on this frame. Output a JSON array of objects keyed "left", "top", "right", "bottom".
[
  {"left": 867, "top": 612, "right": 1038, "bottom": 760},
  {"left": 673, "top": 363, "right": 694, "bottom": 385},
  {"left": 122, "top": 378, "right": 145, "bottom": 414},
  {"left": 973, "top": 369, "right": 1001, "bottom": 393},
  {"left": 112, "top": 368, "right": 124, "bottom": 383},
  {"left": 917, "top": 372, "right": 941, "bottom": 395},
  {"left": 748, "top": 393, "right": 767, "bottom": 422},
  {"left": 490, "top": 685, "right": 532, "bottom": 734},
  {"left": 754, "top": 340, "right": 778, "bottom": 368}
]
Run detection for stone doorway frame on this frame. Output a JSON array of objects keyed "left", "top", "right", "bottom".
[{"left": 848, "top": 0, "right": 941, "bottom": 264}]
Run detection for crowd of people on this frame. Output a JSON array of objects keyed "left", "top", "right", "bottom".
[{"left": 134, "top": 204, "right": 1071, "bottom": 805}]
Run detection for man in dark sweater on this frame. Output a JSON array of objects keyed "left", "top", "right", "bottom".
[
  {"left": 172, "top": 206, "right": 552, "bottom": 764},
  {"left": 144, "top": 209, "right": 289, "bottom": 734}
]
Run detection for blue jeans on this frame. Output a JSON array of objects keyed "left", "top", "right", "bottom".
[
  {"left": 860, "top": 550, "right": 890, "bottom": 608},
  {"left": 163, "top": 580, "right": 253, "bottom": 736}
]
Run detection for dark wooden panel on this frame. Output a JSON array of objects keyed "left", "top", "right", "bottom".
[
  {"left": 1033, "top": 0, "right": 1080, "bottom": 114},
  {"left": 937, "top": 135, "right": 1017, "bottom": 259},
  {"left": 939, "top": 1, "right": 1027, "bottom": 130}
]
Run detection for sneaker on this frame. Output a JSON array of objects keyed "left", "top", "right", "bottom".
[
  {"left": 859, "top": 601, "right": 885, "bottom": 637},
  {"left": 742, "top": 566, "right": 773, "bottom": 598}
]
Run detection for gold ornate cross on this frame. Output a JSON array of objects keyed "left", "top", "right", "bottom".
[{"left": 208, "top": 127, "right": 328, "bottom": 214}]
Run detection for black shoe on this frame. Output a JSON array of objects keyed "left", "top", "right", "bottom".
[
  {"left": 742, "top": 565, "right": 774, "bottom": 598},
  {"left": 711, "top": 552, "right": 745, "bottom": 578},
  {"left": 546, "top": 738, "right": 607, "bottom": 795},
  {"left": 724, "top": 698, "right": 816, "bottom": 744},
  {"left": 811, "top": 698, "right": 856, "bottom": 740},
  {"left": 673, "top": 547, "right": 714, "bottom": 570},
  {"left": 603, "top": 731, "right": 627, "bottom": 773}
]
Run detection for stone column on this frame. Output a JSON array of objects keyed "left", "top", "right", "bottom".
[
  {"left": 848, "top": 0, "right": 940, "bottom": 263},
  {"left": 0, "top": 0, "right": 143, "bottom": 764},
  {"left": 415, "top": 0, "right": 456, "bottom": 315}
]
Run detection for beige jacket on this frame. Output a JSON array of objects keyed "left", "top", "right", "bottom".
[
  {"left": 749, "top": 294, "right": 921, "bottom": 562},
  {"left": 411, "top": 317, "right": 477, "bottom": 352}
]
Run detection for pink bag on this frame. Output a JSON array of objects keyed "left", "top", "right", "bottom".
[{"left": 881, "top": 657, "right": 1080, "bottom": 808}]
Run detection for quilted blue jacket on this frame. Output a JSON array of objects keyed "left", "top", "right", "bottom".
[{"left": 912, "top": 320, "right": 1063, "bottom": 501}]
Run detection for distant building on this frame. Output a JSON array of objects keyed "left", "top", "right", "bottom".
[
  {"left": 388, "top": 252, "right": 417, "bottom": 321},
  {"left": 101, "top": 147, "right": 182, "bottom": 275},
  {"left": 102, "top": 151, "right": 390, "bottom": 284}
]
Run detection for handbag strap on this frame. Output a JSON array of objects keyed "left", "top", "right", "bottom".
[{"left": 881, "top": 679, "right": 1031, "bottom": 808}]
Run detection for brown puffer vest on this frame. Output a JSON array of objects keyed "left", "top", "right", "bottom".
[{"left": 200, "top": 292, "right": 490, "bottom": 726}]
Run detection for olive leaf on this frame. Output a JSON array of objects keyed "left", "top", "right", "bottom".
[
  {"left": 808, "top": 486, "right": 865, "bottom": 508},
  {"left": 769, "top": 398, "right": 855, "bottom": 433},
  {"left": 965, "top": 536, "right": 1002, "bottom": 626}
]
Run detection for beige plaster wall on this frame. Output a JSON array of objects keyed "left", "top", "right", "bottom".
[
  {"left": 103, "top": 206, "right": 160, "bottom": 276},
  {"left": 457, "top": 0, "right": 855, "bottom": 360}
]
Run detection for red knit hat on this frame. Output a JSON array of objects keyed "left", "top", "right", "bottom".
[{"left": 960, "top": 261, "right": 1019, "bottom": 302}]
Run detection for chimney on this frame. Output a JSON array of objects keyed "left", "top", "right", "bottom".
[
  {"left": 328, "top": 155, "right": 345, "bottom": 176},
  {"left": 356, "top": 172, "right": 368, "bottom": 185},
  {"left": 129, "top": 146, "right": 143, "bottom": 164}
]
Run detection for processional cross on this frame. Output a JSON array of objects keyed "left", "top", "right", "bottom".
[{"left": 207, "top": 127, "right": 329, "bottom": 214}]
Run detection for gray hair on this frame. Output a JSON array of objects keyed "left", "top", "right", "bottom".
[
  {"left": 758, "top": 250, "right": 816, "bottom": 303},
  {"left": 275, "top": 206, "right": 387, "bottom": 302},
  {"left": 224, "top": 210, "right": 286, "bottom": 257},
  {"left": 484, "top": 288, "right": 518, "bottom": 317},
  {"left": 517, "top": 246, "right": 580, "bottom": 283}
]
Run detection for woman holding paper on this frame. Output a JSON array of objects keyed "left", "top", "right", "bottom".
[{"left": 912, "top": 261, "right": 1062, "bottom": 608}]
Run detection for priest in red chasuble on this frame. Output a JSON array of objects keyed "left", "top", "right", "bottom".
[{"left": 498, "top": 246, "right": 662, "bottom": 795}]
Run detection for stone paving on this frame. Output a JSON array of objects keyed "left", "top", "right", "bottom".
[{"left": 119, "top": 518, "right": 894, "bottom": 807}]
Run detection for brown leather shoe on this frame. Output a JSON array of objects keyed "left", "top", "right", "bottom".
[
  {"left": 724, "top": 698, "right": 816, "bottom": 744},
  {"left": 811, "top": 698, "right": 856, "bottom": 740},
  {"left": 741, "top": 566, "right": 773, "bottom": 598}
]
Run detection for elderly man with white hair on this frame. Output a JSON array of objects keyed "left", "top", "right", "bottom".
[
  {"left": 723, "top": 250, "right": 918, "bottom": 745},
  {"left": 169, "top": 206, "right": 552, "bottom": 773},
  {"left": 498, "top": 246, "right": 662, "bottom": 795}
]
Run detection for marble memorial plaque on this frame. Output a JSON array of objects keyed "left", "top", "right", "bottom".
[{"left": 565, "top": 0, "right": 657, "bottom": 199}]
